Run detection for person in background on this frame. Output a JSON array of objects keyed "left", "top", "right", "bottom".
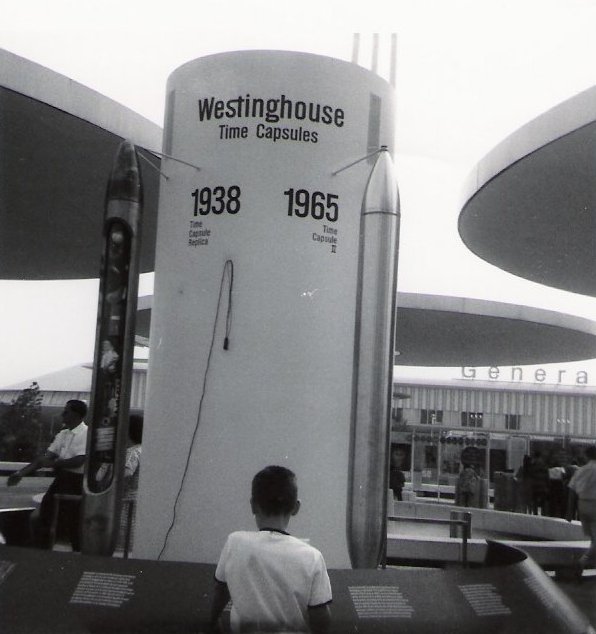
[
  {"left": 389, "top": 446, "right": 406, "bottom": 501},
  {"left": 528, "top": 451, "right": 550, "bottom": 515},
  {"left": 6, "top": 399, "right": 88, "bottom": 550},
  {"left": 210, "top": 465, "right": 332, "bottom": 633},
  {"left": 458, "top": 463, "right": 478, "bottom": 507},
  {"left": 123, "top": 414, "right": 143, "bottom": 498},
  {"left": 547, "top": 455, "right": 567, "bottom": 518},
  {"left": 566, "top": 446, "right": 596, "bottom": 575},
  {"left": 564, "top": 459, "right": 580, "bottom": 521},
  {"left": 119, "top": 414, "right": 143, "bottom": 553},
  {"left": 515, "top": 455, "right": 533, "bottom": 514}
]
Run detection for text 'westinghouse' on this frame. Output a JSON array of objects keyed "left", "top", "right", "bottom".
[{"left": 197, "top": 94, "right": 345, "bottom": 127}]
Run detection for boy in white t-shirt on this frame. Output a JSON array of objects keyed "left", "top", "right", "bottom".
[{"left": 210, "top": 466, "right": 332, "bottom": 633}]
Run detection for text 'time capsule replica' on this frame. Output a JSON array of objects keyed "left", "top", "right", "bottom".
[
  {"left": 347, "top": 147, "right": 400, "bottom": 568},
  {"left": 82, "top": 140, "right": 143, "bottom": 556}
]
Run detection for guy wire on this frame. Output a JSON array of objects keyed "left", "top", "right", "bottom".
[{"left": 158, "top": 259, "right": 234, "bottom": 559}]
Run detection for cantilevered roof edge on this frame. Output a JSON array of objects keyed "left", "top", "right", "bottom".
[
  {"left": 0, "top": 48, "right": 162, "bottom": 152},
  {"left": 459, "top": 83, "right": 596, "bottom": 211}
]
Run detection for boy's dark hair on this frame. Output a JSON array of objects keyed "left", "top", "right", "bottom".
[
  {"left": 585, "top": 446, "right": 596, "bottom": 460},
  {"left": 66, "top": 399, "right": 88, "bottom": 418},
  {"left": 252, "top": 466, "right": 298, "bottom": 516},
  {"left": 129, "top": 414, "right": 144, "bottom": 444}
]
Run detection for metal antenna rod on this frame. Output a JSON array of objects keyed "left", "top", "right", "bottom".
[
  {"left": 371, "top": 33, "right": 379, "bottom": 73},
  {"left": 390, "top": 33, "right": 397, "bottom": 88},
  {"left": 137, "top": 149, "right": 169, "bottom": 180},
  {"left": 352, "top": 33, "right": 360, "bottom": 64}
]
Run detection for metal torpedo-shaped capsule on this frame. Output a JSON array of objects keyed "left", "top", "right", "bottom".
[
  {"left": 347, "top": 147, "right": 400, "bottom": 569},
  {"left": 82, "top": 140, "right": 144, "bottom": 556}
]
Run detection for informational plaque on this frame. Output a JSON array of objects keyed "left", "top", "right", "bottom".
[
  {"left": 69, "top": 571, "right": 136, "bottom": 608},
  {"left": 349, "top": 585, "right": 414, "bottom": 619},
  {"left": 459, "top": 583, "right": 512, "bottom": 617}
]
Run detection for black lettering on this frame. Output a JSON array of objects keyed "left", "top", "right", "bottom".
[
  {"left": 213, "top": 100, "right": 225, "bottom": 118},
  {"left": 308, "top": 103, "right": 321, "bottom": 123},
  {"left": 198, "top": 95, "right": 345, "bottom": 128},
  {"left": 225, "top": 98, "right": 239, "bottom": 118},
  {"left": 280, "top": 94, "right": 292, "bottom": 119},
  {"left": 251, "top": 97, "right": 264, "bottom": 118},
  {"left": 321, "top": 105, "right": 333, "bottom": 124},
  {"left": 197, "top": 97, "right": 215, "bottom": 120},
  {"left": 265, "top": 99, "right": 280, "bottom": 122}
]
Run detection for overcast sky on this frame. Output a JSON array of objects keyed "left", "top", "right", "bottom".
[{"left": 2, "top": 0, "right": 596, "bottom": 388}]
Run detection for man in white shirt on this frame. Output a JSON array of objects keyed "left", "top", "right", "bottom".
[
  {"left": 7, "top": 399, "right": 88, "bottom": 550},
  {"left": 567, "top": 446, "right": 596, "bottom": 573}
]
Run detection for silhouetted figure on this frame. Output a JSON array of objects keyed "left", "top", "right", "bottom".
[
  {"left": 389, "top": 447, "right": 407, "bottom": 501},
  {"left": 528, "top": 452, "right": 549, "bottom": 515},
  {"left": 458, "top": 464, "right": 478, "bottom": 508}
]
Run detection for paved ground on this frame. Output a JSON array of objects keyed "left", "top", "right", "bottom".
[{"left": 552, "top": 570, "right": 596, "bottom": 627}]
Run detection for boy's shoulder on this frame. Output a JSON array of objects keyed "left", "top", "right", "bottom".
[{"left": 225, "top": 530, "right": 257, "bottom": 545}]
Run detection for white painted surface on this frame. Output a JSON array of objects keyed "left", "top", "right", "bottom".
[{"left": 135, "top": 51, "right": 395, "bottom": 567}]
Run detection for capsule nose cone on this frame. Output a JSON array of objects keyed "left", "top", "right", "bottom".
[
  {"left": 106, "top": 140, "right": 143, "bottom": 203},
  {"left": 363, "top": 148, "right": 399, "bottom": 215}
]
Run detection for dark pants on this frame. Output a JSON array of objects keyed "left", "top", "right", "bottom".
[
  {"left": 461, "top": 491, "right": 474, "bottom": 507},
  {"left": 549, "top": 481, "right": 566, "bottom": 518},
  {"left": 33, "top": 471, "right": 83, "bottom": 551}
]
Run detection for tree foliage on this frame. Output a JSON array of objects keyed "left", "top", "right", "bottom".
[{"left": 0, "top": 382, "right": 43, "bottom": 462}]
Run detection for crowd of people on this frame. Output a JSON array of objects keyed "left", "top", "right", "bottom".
[{"left": 515, "top": 450, "right": 580, "bottom": 518}]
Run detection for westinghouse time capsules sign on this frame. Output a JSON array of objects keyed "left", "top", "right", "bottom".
[
  {"left": 136, "top": 51, "right": 395, "bottom": 567},
  {"left": 198, "top": 92, "right": 345, "bottom": 145}
]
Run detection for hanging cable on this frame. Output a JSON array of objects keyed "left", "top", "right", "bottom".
[
  {"left": 223, "top": 261, "right": 234, "bottom": 350},
  {"left": 158, "top": 259, "right": 234, "bottom": 560}
]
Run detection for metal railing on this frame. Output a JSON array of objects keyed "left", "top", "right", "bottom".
[{"left": 387, "top": 511, "right": 472, "bottom": 567}]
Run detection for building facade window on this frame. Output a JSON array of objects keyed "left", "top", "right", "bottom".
[
  {"left": 420, "top": 409, "right": 443, "bottom": 425},
  {"left": 461, "top": 411, "right": 483, "bottom": 428},
  {"left": 505, "top": 414, "right": 521, "bottom": 431},
  {"left": 392, "top": 407, "right": 403, "bottom": 423}
]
